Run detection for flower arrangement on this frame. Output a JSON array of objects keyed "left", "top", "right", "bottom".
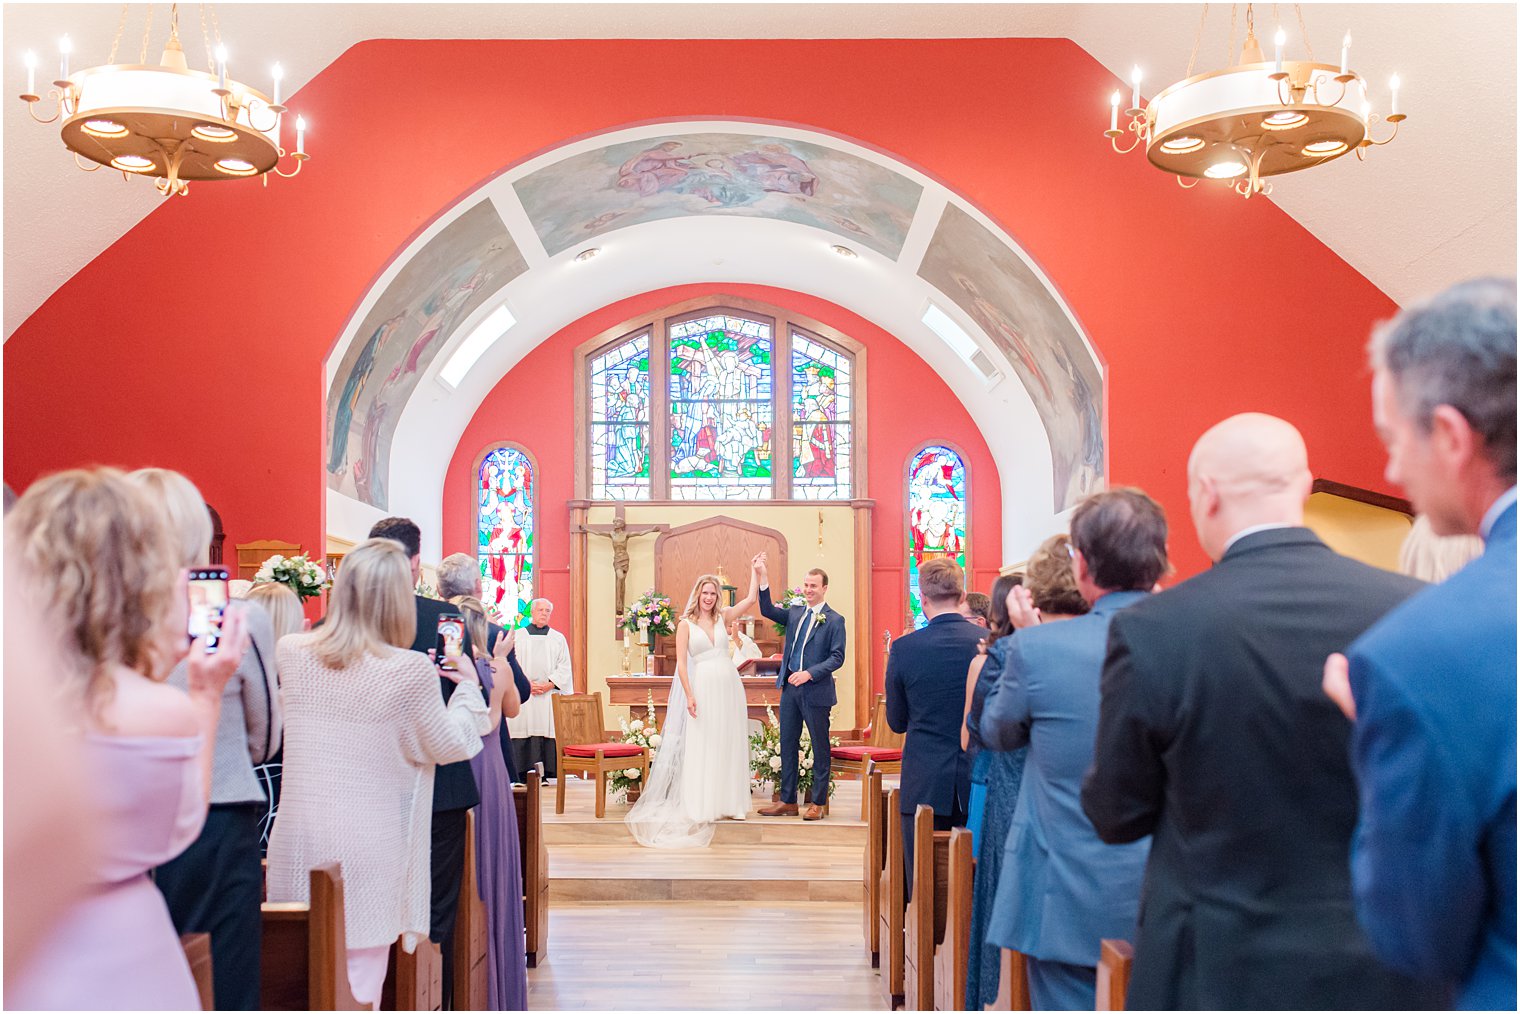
[
  {"left": 611, "top": 691, "right": 662, "bottom": 801},
  {"left": 623, "top": 589, "right": 676, "bottom": 641},
  {"left": 253, "top": 553, "right": 329, "bottom": 601},
  {"left": 771, "top": 587, "right": 807, "bottom": 635},
  {"left": 748, "top": 702, "right": 839, "bottom": 799},
  {"left": 415, "top": 578, "right": 441, "bottom": 600}
]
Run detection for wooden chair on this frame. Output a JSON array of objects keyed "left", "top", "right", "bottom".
[
  {"left": 180, "top": 933, "right": 214, "bottom": 1010},
  {"left": 235, "top": 538, "right": 302, "bottom": 582},
  {"left": 932, "top": 827, "right": 974, "bottom": 1011},
  {"left": 987, "top": 949, "right": 1032, "bottom": 1011},
  {"left": 878, "top": 788, "right": 906, "bottom": 1009},
  {"left": 1096, "top": 939, "right": 1134, "bottom": 1011},
  {"left": 450, "top": 809, "right": 488, "bottom": 1010},
  {"left": 832, "top": 694, "right": 905, "bottom": 817},
  {"left": 515, "top": 769, "right": 550, "bottom": 968},
  {"left": 260, "top": 863, "right": 366, "bottom": 1010},
  {"left": 863, "top": 762, "right": 888, "bottom": 966},
  {"left": 903, "top": 805, "right": 952, "bottom": 1011},
  {"left": 552, "top": 692, "right": 648, "bottom": 818},
  {"left": 382, "top": 938, "right": 442, "bottom": 1012}
]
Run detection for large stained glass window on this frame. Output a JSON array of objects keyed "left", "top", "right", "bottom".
[
  {"left": 590, "top": 332, "right": 651, "bottom": 500},
  {"left": 478, "top": 445, "right": 535, "bottom": 627},
  {"left": 907, "top": 444, "right": 968, "bottom": 629},
  {"left": 791, "top": 330, "right": 852, "bottom": 500},
  {"left": 668, "top": 314, "right": 774, "bottom": 501}
]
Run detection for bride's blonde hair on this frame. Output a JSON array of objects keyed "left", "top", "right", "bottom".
[{"left": 682, "top": 573, "right": 724, "bottom": 624}]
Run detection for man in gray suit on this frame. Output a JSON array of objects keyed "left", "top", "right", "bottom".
[{"left": 980, "top": 488, "right": 1166, "bottom": 1010}]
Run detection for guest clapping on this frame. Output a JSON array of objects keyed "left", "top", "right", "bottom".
[{"left": 265, "top": 537, "right": 489, "bottom": 1008}]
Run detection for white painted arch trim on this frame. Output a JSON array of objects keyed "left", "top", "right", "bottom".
[{"left": 323, "top": 119, "right": 1106, "bottom": 565}]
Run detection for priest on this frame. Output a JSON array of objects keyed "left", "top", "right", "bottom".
[{"left": 508, "top": 597, "right": 573, "bottom": 781}]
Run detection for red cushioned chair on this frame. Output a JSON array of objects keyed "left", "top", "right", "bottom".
[
  {"left": 832, "top": 694, "right": 905, "bottom": 818},
  {"left": 552, "top": 691, "right": 648, "bottom": 819}
]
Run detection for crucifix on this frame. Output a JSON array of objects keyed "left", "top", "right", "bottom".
[{"left": 574, "top": 502, "right": 666, "bottom": 634}]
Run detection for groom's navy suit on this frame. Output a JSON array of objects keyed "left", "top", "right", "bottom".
[{"left": 759, "top": 585, "right": 847, "bottom": 806}]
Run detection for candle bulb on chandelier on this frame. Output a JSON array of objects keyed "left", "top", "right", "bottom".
[
  {"left": 1129, "top": 65, "right": 1142, "bottom": 110},
  {"left": 1273, "top": 28, "right": 1285, "bottom": 74},
  {"left": 1109, "top": 90, "right": 1120, "bottom": 130},
  {"left": 1389, "top": 74, "right": 1401, "bottom": 116},
  {"left": 58, "top": 35, "right": 71, "bottom": 81},
  {"left": 271, "top": 62, "right": 283, "bottom": 107},
  {"left": 295, "top": 115, "right": 306, "bottom": 153},
  {"left": 215, "top": 44, "right": 227, "bottom": 91},
  {"left": 1340, "top": 32, "right": 1351, "bottom": 76},
  {"left": 23, "top": 50, "right": 36, "bottom": 96}
]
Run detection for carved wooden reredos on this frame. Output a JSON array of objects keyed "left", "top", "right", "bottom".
[{"left": 654, "top": 515, "right": 788, "bottom": 630}]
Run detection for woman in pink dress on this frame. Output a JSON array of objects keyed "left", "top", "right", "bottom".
[{"left": 7, "top": 467, "right": 248, "bottom": 1010}]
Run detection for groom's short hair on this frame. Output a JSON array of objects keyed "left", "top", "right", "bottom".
[{"left": 806, "top": 567, "right": 829, "bottom": 587}]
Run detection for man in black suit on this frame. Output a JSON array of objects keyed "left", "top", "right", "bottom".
[
  {"left": 885, "top": 556, "right": 982, "bottom": 891},
  {"left": 1080, "top": 415, "right": 1445, "bottom": 1010},
  {"left": 368, "top": 518, "right": 477, "bottom": 1003},
  {"left": 756, "top": 555, "right": 846, "bottom": 820}
]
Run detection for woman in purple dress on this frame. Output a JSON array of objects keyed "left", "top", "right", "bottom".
[
  {"left": 7, "top": 468, "right": 249, "bottom": 1010},
  {"left": 458, "top": 597, "right": 531, "bottom": 1010}
]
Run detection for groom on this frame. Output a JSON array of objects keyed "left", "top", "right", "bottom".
[{"left": 756, "top": 554, "right": 847, "bottom": 820}]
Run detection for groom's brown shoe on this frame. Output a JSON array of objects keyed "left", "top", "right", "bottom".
[
  {"left": 758, "top": 802, "right": 799, "bottom": 817},
  {"left": 802, "top": 803, "right": 829, "bottom": 821}
]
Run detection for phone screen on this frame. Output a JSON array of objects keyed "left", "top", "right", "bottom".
[
  {"left": 436, "top": 615, "right": 464, "bottom": 670},
  {"left": 187, "top": 567, "right": 230, "bottom": 653}
]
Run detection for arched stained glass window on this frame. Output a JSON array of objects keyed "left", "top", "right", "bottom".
[
  {"left": 478, "top": 445, "right": 535, "bottom": 627},
  {"left": 590, "top": 332, "right": 652, "bottom": 500},
  {"left": 791, "top": 329, "right": 852, "bottom": 500},
  {"left": 907, "top": 444, "right": 968, "bottom": 629},
  {"left": 669, "top": 314, "right": 774, "bottom": 500}
]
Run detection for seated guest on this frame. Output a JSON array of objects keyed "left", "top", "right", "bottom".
[
  {"left": 266, "top": 537, "right": 488, "bottom": 1008},
  {"left": 886, "top": 557, "right": 982, "bottom": 892},
  {"left": 509, "top": 597, "right": 573, "bottom": 782},
  {"left": 959, "top": 591, "right": 991, "bottom": 627},
  {"left": 246, "top": 581, "right": 306, "bottom": 855},
  {"left": 8, "top": 468, "right": 249, "bottom": 1010},
  {"left": 1081, "top": 414, "right": 1445, "bottom": 1010},
  {"left": 727, "top": 615, "right": 763, "bottom": 667},
  {"left": 1329, "top": 279, "right": 1516, "bottom": 1010},
  {"left": 981, "top": 491, "right": 1164, "bottom": 1009},
  {"left": 132, "top": 468, "right": 281, "bottom": 1012}
]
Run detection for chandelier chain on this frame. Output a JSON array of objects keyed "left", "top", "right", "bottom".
[
  {"left": 1295, "top": 4, "right": 1314, "bottom": 61},
  {"left": 199, "top": 3, "right": 216, "bottom": 72},
  {"left": 1185, "top": 3, "right": 1209, "bottom": 78},
  {"left": 108, "top": 4, "right": 129, "bottom": 65},
  {"left": 1228, "top": 4, "right": 1239, "bottom": 65},
  {"left": 140, "top": 4, "right": 156, "bottom": 65}
]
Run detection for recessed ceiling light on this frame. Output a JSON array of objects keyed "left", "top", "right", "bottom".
[
  {"left": 213, "top": 158, "right": 257, "bottom": 176},
  {"left": 110, "top": 154, "right": 154, "bottom": 172},
  {"left": 1301, "top": 139, "right": 1349, "bottom": 157},
  {"left": 1262, "top": 111, "right": 1309, "bottom": 130},
  {"left": 192, "top": 123, "right": 239, "bottom": 142},
  {"left": 1204, "top": 158, "right": 1248, "bottom": 179},
  {"left": 574, "top": 248, "right": 599, "bottom": 263},
  {"left": 830, "top": 244, "right": 858, "bottom": 258},
  {"left": 1159, "top": 135, "right": 1205, "bottom": 154},
  {"left": 82, "top": 119, "right": 128, "bottom": 138}
]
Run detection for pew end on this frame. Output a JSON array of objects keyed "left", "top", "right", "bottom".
[
  {"left": 451, "top": 808, "right": 489, "bottom": 1010},
  {"left": 863, "top": 761, "right": 887, "bottom": 966},
  {"left": 515, "top": 768, "right": 550, "bottom": 967},
  {"left": 986, "top": 949, "right": 1031, "bottom": 1011},
  {"left": 903, "top": 805, "right": 951, "bottom": 1011},
  {"left": 260, "top": 862, "right": 367, "bottom": 1010},
  {"left": 932, "top": 827, "right": 974, "bottom": 1011},
  {"left": 1096, "top": 939, "right": 1134, "bottom": 1011},
  {"left": 381, "top": 938, "right": 442, "bottom": 1011},
  {"left": 180, "top": 932, "right": 213, "bottom": 1010},
  {"left": 878, "top": 788, "right": 906, "bottom": 1009}
]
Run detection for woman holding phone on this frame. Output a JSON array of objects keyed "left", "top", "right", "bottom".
[{"left": 265, "top": 537, "right": 489, "bottom": 1008}]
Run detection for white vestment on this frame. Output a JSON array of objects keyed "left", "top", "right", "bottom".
[
  {"left": 731, "top": 631, "right": 762, "bottom": 667},
  {"left": 509, "top": 626, "right": 572, "bottom": 739}
]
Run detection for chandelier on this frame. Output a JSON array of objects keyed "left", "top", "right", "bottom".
[
  {"left": 1105, "top": 4, "right": 1405, "bottom": 198},
  {"left": 18, "top": 3, "right": 309, "bottom": 197}
]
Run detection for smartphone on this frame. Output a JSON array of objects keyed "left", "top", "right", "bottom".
[
  {"left": 436, "top": 614, "right": 465, "bottom": 670},
  {"left": 187, "top": 566, "right": 230, "bottom": 654}
]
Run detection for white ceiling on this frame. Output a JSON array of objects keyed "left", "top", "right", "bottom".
[{"left": 4, "top": 3, "right": 1515, "bottom": 339}]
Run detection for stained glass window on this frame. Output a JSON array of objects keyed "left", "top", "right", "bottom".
[
  {"left": 477, "top": 445, "right": 535, "bottom": 628},
  {"left": 791, "top": 331, "right": 852, "bottom": 500},
  {"left": 590, "top": 332, "right": 652, "bottom": 500},
  {"left": 907, "top": 444, "right": 968, "bottom": 629},
  {"left": 668, "top": 314, "right": 774, "bottom": 501}
]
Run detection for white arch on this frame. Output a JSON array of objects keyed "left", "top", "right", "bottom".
[{"left": 322, "top": 120, "right": 1103, "bottom": 563}]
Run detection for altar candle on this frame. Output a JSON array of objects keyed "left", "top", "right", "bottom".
[
  {"left": 1340, "top": 32, "right": 1351, "bottom": 75},
  {"left": 271, "top": 62, "right": 283, "bottom": 106},
  {"left": 24, "top": 50, "right": 36, "bottom": 95},
  {"left": 1390, "top": 74, "right": 1400, "bottom": 116},
  {"left": 1110, "top": 90, "right": 1120, "bottom": 130},
  {"left": 215, "top": 44, "right": 227, "bottom": 90},
  {"left": 1274, "top": 28, "right": 1285, "bottom": 73},
  {"left": 1130, "top": 65, "right": 1142, "bottom": 109},
  {"left": 58, "top": 35, "right": 70, "bottom": 81},
  {"left": 295, "top": 114, "right": 306, "bottom": 152}
]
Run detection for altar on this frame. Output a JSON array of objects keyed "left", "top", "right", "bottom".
[{"left": 606, "top": 662, "right": 785, "bottom": 726}]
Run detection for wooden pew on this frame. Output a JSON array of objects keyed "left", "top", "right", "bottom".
[
  {"left": 451, "top": 809, "right": 488, "bottom": 1010},
  {"left": 986, "top": 949, "right": 1032, "bottom": 1011},
  {"left": 878, "top": 788, "right": 906, "bottom": 1009},
  {"left": 381, "top": 938, "right": 442, "bottom": 1011},
  {"left": 863, "top": 762, "right": 887, "bottom": 967},
  {"left": 180, "top": 932, "right": 213, "bottom": 1010},
  {"left": 1096, "top": 939, "right": 1134, "bottom": 1011},
  {"left": 903, "top": 805, "right": 952, "bottom": 1011},
  {"left": 932, "top": 828, "right": 974, "bottom": 1011},
  {"left": 260, "top": 863, "right": 367, "bottom": 1010},
  {"left": 514, "top": 768, "right": 550, "bottom": 968}
]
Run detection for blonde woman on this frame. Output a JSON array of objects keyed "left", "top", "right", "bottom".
[
  {"left": 627, "top": 555, "right": 762, "bottom": 848},
  {"left": 265, "top": 538, "right": 489, "bottom": 1007}
]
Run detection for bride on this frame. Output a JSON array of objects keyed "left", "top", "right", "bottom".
[{"left": 627, "top": 555, "right": 762, "bottom": 848}]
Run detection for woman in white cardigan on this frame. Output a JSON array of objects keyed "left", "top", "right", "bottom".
[{"left": 266, "top": 538, "right": 489, "bottom": 1006}]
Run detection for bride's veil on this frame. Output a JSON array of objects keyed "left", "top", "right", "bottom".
[{"left": 625, "top": 644, "right": 716, "bottom": 849}]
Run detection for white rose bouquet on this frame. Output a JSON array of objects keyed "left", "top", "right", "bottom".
[
  {"left": 253, "top": 553, "right": 329, "bottom": 601},
  {"left": 610, "top": 690, "right": 661, "bottom": 801},
  {"left": 748, "top": 701, "right": 839, "bottom": 799}
]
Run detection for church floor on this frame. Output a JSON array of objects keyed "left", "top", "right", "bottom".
[{"left": 529, "top": 777, "right": 892, "bottom": 1010}]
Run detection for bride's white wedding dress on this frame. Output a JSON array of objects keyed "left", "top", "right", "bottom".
[{"left": 626, "top": 619, "right": 752, "bottom": 848}]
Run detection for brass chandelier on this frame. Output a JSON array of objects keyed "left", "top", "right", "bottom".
[
  {"left": 19, "top": 3, "right": 309, "bottom": 197},
  {"left": 1106, "top": 4, "right": 1405, "bottom": 198}
]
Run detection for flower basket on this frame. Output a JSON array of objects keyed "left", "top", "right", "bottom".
[
  {"left": 253, "top": 553, "right": 329, "bottom": 602},
  {"left": 610, "top": 691, "right": 662, "bottom": 801},
  {"left": 748, "top": 702, "right": 839, "bottom": 799},
  {"left": 771, "top": 587, "right": 806, "bottom": 635}
]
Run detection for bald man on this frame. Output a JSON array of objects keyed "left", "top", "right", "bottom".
[{"left": 1080, "top": 414, "right": 1444, "bottom": 1011}]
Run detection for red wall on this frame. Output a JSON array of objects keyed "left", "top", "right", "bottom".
[
  {"left": 5, "top": 37, "right": 1400, "bottom": 582},
  {"left": 441, "top": 283, "right": 1005, "bottom": 698}
]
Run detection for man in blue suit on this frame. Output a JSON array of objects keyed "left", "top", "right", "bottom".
[
  {"left": 980, "top": 488, "right": 1166, "bottom": 1010},
  {"left": 885, "top": 556, "right": 983, "bottom": 889},
  {"left": 1324, "top": 278, "right": 1517, "bottom": 1010},
  {"left": 756, "top": 556, "right": 846, "bottom": 820}
]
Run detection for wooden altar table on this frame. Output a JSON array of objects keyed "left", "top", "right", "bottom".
[{"left": 606, "top": 666, "right": 784, "bottom": 726}]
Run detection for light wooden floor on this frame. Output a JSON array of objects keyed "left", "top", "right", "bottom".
[{"left": 527, "top": 777, "right": 893, "bottom": 1010}]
